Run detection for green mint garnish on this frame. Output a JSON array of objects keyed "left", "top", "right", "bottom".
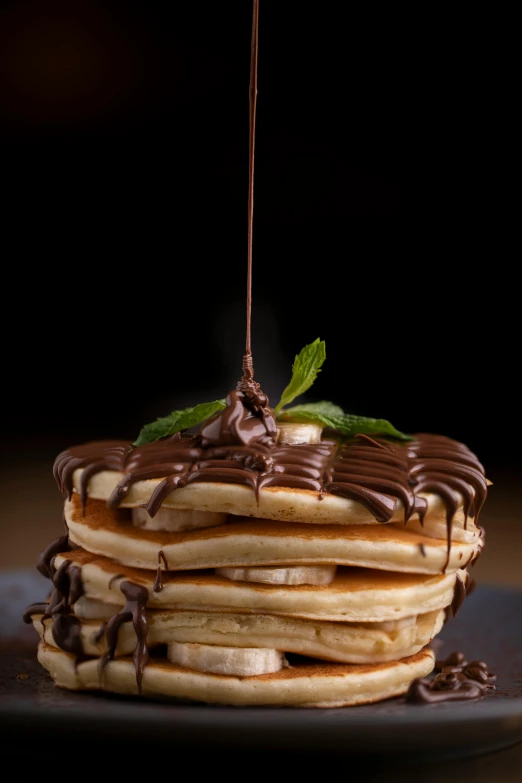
[
  {"left": 277, "top": 401, "right": 411, "bottom": 441},
  {"left": 134, "top": 339, "right": 410, "bottom": 446},
  {"left": 276, "top": 401, "right": 343, "bottom": 428},
  {"left": 274, "top": 338, "right": 326, "bottom": 416},
  {"left": 134, "top": 400, "right": 226, "bottom": 446}
]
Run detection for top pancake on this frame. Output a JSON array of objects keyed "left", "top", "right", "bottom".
[
  {"left": 68, "top": 469, "right": 481, "bottom": 533},
  {"left": 55, "top": 432, "right": 487, "bottom": 528}
]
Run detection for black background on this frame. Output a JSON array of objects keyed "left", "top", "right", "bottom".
[{"left": 0, "top": 1, "right": 514, "bottom": 472}]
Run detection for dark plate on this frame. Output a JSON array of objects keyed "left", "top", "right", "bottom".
[{"left": 1, "top": 571, "right": 521, "bottom": 765}]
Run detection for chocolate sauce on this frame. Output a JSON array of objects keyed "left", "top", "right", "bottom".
[
  {"left": 245, "top": 0, "right": 258, "bottom": 375},
  {"left": 153, "top": 551, "right": 169, "bottom": 593},
  {"left": 418, "top": 543, "right": 427, "bottom": 557},
  {"left": 99, "top": 581, "right": 149, "bottom": 693},
  {"left": 24, "top": 558, "right": 84, "bottom": 658},
  {"left": 408, "top": 436, "right": 487, "bottom": 570},
  {"left": 436, "top": 650, "right": 467, "bottom": 668},
  {"left": 55, "top": 433, "right": 486, "bottom": 564},
  {"left": 406, "top": 651, "right": 496, "bottom": 704},
  {"left": 450, "top": 570, "right": 475, "bottom": 618},
  {"left": 93, "top": 623, "right": 107, "bottom": 645},
  {"left": 37, "top": 526, "right": 70, "bottom": 579},
  {"left": 108, "top": 573, "right": 124, "bottom": 589}
]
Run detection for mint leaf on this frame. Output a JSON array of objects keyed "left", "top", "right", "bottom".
[
  {"left": 277, "top": 401, "right": 342, "bottom": 429},
  {"left": 277, "top": 401, "right": 343, "bottom": 429},
  {"left": 134, "top": 414, "right": 183, "bottom": 447},
  {"left": 278, "top": 402, "right": 411, "bottom": 441},
  {"left": 134, "top": 400, "right": 226, "bottom": 446},
  {"left": 274, "top": 338, "right": 326, "bottom": 416},
  {"left": 337, "top": 414, "right": 411, "bottom": 441}
]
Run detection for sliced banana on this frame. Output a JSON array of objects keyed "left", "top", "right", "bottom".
[
  {"left": 276, "top": 422, "right": 323, "bottom": 445},
  {"left": 167, "top": 641, "right": 285, "bottom": 676},
  {"left": 216, "top": 565, "right": 337, "bottom": 586},
  {"left": 132, "top": 507, "right": 227, "bottom": 532}
]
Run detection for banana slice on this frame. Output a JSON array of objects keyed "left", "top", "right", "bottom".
[
  {"left": 167, "top": 641, "right": 285, "bottom": 676},
  {"left": 215, "top": 565, "right": 337, "bottom": 586},
  {"left": 132, "top": 507, "right": 227, "bottom": 532},
  {"left": 276, "top": 422, "right": 323, "bottom": 445}
]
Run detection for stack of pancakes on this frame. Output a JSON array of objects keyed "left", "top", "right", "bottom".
[{"left": 26, "top": 396, "right": 487, "bottom": 707}]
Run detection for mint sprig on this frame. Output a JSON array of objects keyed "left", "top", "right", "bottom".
[
  {"left": 134, "top": 338, "right": 410, "bottom": 446},
  {"left": 274, "top": 338, "right": 326, "bottom": 416},
  {"left": 277, "top": 401, "right": 411, "bottom": 441},
  {"left": 134, "top": 400, "right": 226, "bottom": 446}
]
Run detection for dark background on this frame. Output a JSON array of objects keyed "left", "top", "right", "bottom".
[{"left": 0, "top": 2, "right": 517, "bottom": 568}]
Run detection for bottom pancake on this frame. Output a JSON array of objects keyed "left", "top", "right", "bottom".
[
  {"left": 37, "top": 642, "right": 435, "bottom": 707},
  {"left": 33, "top": 608, "right": 444, "bottom": 664}
]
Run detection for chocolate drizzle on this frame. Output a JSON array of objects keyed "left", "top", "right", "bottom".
[
  {"left": 450, "top": 570, "right": 476, "bottom": 618},
  {"left": 406, "top": 651, "right": 496, "bottom": 703},
  {"left": 36, "top": 525, "right": 70, "bottom": 579},
  {"left": 407, "top": 435, "right": 487, "bottom": 570},
  {"left": 93, "top": 623, "right": 107, "bottom": 645},
  {"left": 153, "top": 551, "right": 169, "bottom": 593},
  {"left": 108, "top": 573, "right": 124, "bottom": 589},
  {"left": 24, "top": 557, "right": 84, "bottom": 658},
  {"left": 200, "top": 388, "right": 276, "bottom": 449},
  {"left": 99, "top": 581, "right": 149, "bottom": 693},
  {"left": 54, "top": 432, "right": 487, "bottom": 567}
]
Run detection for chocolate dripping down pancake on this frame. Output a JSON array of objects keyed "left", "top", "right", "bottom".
[{"left": 54, "top": 421, "right": 487, "bottom": 536}]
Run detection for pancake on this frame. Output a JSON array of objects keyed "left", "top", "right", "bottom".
[
  {"left": 65, "top": 496, "right": 481, "bottom": 574},
  {"left": 54, "top": 549, "right": 459, "bottom": 622},
  {"left": 37, "top": 642, "right": 435, "bottom": 707},
  {"left": 69, "top": 467, "right": 478, "bottom": 528},
  {"left": 33, "top": 608, "right": 444, "bottom": 664}
]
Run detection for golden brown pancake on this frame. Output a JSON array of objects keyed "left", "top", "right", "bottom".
[
  {"left": 54, "top": 548, "right": 460, "bottom": 622},
  {"left": 32, "top": 607, "right": 444, "bottom": 665},
  {"left": 37, "top": 642, "right": 435, "bottom": 707},
  {"left": 65, "top": 496, "right": 481, "bottom": 574},
  {"left": 69, "top": 466, "right": 478, "bottom": 530}
]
